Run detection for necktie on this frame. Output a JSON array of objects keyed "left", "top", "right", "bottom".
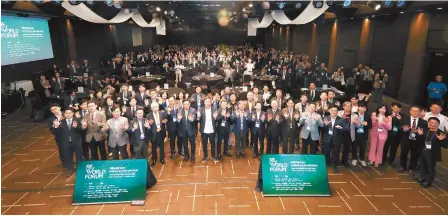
[
  {"left": 67, "top": 119, "right": 71, "bottom": 130},
  {"left": 240, "top": 113, "right": 244, "bottom": 130},
  {"left": 91, "top": 113, "right": 94, "bottom": 123},
  {"left": 290, "top": 109, "right": 293, "bottom": 121},
  {"left": 312, "top": 91, "right": 314, "bottom": 99},
  {"left": 83, "top": 111, "right": 86, "bottom": 117},
  {"left": 132, "top": 108, "right": 135, "bottom": 116},
  {"left": 412, "top": 118, "right": 416, "bottom": 129}
]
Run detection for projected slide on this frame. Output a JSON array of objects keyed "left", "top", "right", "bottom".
[{"left": 1, "top": 15, "right": 54, "bottom": 66}]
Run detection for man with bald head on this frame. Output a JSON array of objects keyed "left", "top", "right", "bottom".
[{"left": 147, "top": 102, "right": 168, "bottom": 166}]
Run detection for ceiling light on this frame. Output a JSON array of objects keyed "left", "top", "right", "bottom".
[
  {"left": 164, "top": 11, "right": 168, "bottom": 15},
  {"left": 342, "top": 0, "right": 351, "bottom": 8},
  {"left": 437, "top": 7, "right": 443, "bottom": 10},
  {"left": 176, "top": 16, "right": 178, "bottom": 19},
  {"left": 400, "top": 11, "right": 404, "bottom": 14},
  {"left": 350, "top": 17, "right": 354, "bottom": 19},
  {"left": 326, "top": 0, "right": 334, "bottom": 6},
  {"left": 396, "top": 0, "right": 406, "bottom": 8},
  {"left": 295, "top": 3, "right": 302, "bottom": 8},
  {"left": 375, "top": 4, "right": 381, "bottom": 10},
  {"left": 383, "top": 1, "right": 393, "bottom": 8},
  {"left": 249, "top": 3, "right": 253, "bottom": 8},
  {"left": 242, "top": 8, "right": 246, "bottom": 12},
  {"left": 105, "top": 0, "right": 113, "bottom": 6},
  {"left": 278, "top": 2, "right": 285, "bottom": 9},
  {"left": 156, "top": 7, "right": 161, "bottom": 12}
]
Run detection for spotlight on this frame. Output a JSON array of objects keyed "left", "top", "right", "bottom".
[
  {"left": 437, "top": 7, "right": 443, "bottom": 10},
  {"left": 68, "top": 0, "right": 79, "bottom": 5},
  {"left": 33, "top": 0, "right": 43, "bottom": 4},
  {"left": 396, "top": 0, "right": 406, "bottom": 8},
  {"left": 313, "top": 0, "right": 323, "bottom": 8},
  {"left": 156, "top": 7, "right": 161, "bottom": 12},
  {"left": 278, "top": 2, "right": 285, "bottom": 9},
  {"left": 383, "top": 1, "right": 393, "bottom": 8},
  {"left": 242, "top": 7, "right": 246, "bottom": 12},
  {"left": 86, "top": 0, "right": 94, "bottom": 5},
  {"left": 400, "top": 11, "right": 404, "bottom": 14},
  {"left": 326, "top": 0, "right": 334, "bottom": 6},
  {"left": 105, "top": 0, "right": 113, "bottom": 6},
  {"left": 375, "top": 4, "right": 381, "bottom": 10},
  {"left": 342, "top": 0, "right": 351, "bottom": 8},
  {"left": 295, "top": 2, "right": 302, "bottom": 8},
  {"left": 249, "top": 3, "right": 253, "bottom": 8}
]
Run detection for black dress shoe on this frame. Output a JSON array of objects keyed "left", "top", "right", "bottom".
[
  {"left": 160, "top": 159, "right": 165, "bottom": 165},
  {"left": 151, "top": 160, "right": 157, "bottom": 166},
  {"left": 217, "top": 155, "right": 222, "bottom": 160},
  {"left": 343, "top": 162, "right": 350, "bottom": 168},
  {"left": 409, "top": 170, "right": 416, "bottom": 177},
  {"left": 241, "top": 153, "right": 246, "bottom": 158},
  {"left": 191, "top": 156, "right": 195, "bottom": 162},
  {"left": 236, "top": 154, "right": 240, "bottom": 159},
  {"left": 416, "top": 178, "right": 425, "bottom": 184},
  {"left": 201, "top": 157, "right": 207, "bottom": 163},
  {"left": 253, "top": 153, "right": 259, "bottom": 159},
  {"left": 183, "top": 156, "right": 189, "bottom": 162},
  {"left": 224, "top": 152, "right": 231, "bottom": 157},
  {"left": 170, "top": 154, "right": 175, "bottom": 160},
  {"left": 332, "top": 166, "right": 338, "bottom": 173},
  {"left": 422, "top": 182, "right": 431, "bottom": 188},
  {"left": 398, "top": 167, "right": 407, "bottom": 172},
  {"left": 179, "top": 152, "right": 185, "bottom": 157}
]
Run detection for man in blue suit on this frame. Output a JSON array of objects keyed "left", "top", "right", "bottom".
[
  {"left": 177, "top": 101, "right": 198, "bottom": 162},
  {"left": 322, "top": 106, "right": 344, "bottom": 172},
  {"left": 231, "top": 101, "right": 252, "bottom": 159}
]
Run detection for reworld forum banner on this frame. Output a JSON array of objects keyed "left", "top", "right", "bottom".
[
  {"left": 262, "top": 154, "right": 330, "bottom": 196},
  {"left": 73, "top": 159, "right": 148, "bottom": 205},
  {"left": 1, "top": 15, "right": 54, "bottom": 65}
]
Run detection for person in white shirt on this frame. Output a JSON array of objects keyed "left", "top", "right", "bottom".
[
  {"left": 244, "top": 59, "right": 255, "bottom": 76},
  {"left": 198, "top": 98, "right": 219, "bottom": 162},
  {"left": 424, "top": 103, "right": 448, "bottom": 132}
]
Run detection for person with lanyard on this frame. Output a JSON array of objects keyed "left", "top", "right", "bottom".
[
  {"left": 322, "top": 106, "right": 344, "bottom": 172},
  {"left": 176, "top": 101, "right": 198, "bottom": 162},
  {"left": 216, "top": 99, "right": 232, "bottom": 160},
  {"left": 197, "top": 98, "right": 219, "bottom": 162},
  {"left": 147, "top": 102, "right": 168, "bottom": 166},
  {"left": 266, "top": 100, "right": 281, "bottom": 154},
  {"left": 251, "top": 101, "right": 267, "bottom": 158},
  {"left": 85, "top": 100, "right": 108, "bottom": 160},
  {"left": 129, "top": 107, "right": 152, "bottom": 159},
  {"left": 48, "top": 103, "right": 65, "bottom": 165},
  {"left": 352, "top": 102, "right": 371, "bottom": 167},
  {"left": 416, "top": 117, "right": 447, "bottom": 188},
  {"left": 307, "top": 82, "right": 319, "bottom": 102},
  {"left": 166, "top": 97, "right": 183, "bottom": 160},
  {"left": 280, "top": 99, "right": 301, "bottom": 154},
  {"left": 75, "top": 100, "right": 90, "bottom": 160},
  {"left": 231, "top": 101, "right": 252, "bottom": 159},
  {"left": 368, "top": 104, "right": 392, "bottom": 167},
  {"left": 399, "top": 106, "right": 427, "bottom": 176},
  {"left": 337, "top": 102, "right": 359, "bottom": 168},
  {"left": 101, "top": 106, "right": 129, "bottom": 160},
  {"left": 299, "top": 103, "right": 324, "bottom": 154},
  {"left": 383, "top": 102, "right": 403, "bottom": 166}
]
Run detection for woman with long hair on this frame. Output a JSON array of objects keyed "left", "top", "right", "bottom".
[{"left": 368, "top": 104, "right": 392, "bottom": 167}]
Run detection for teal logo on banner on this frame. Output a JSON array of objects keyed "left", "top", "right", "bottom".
[
  {"left": 73, "top": 159, "right": 148, "bottom": 205},
  {"left": 261, "top": 154, "right": 330, "bottom": 196}
]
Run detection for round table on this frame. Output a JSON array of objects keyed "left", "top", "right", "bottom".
[
  {"left": 131, "top": 75, "right": 166, "bottom": 83},
  {"left": 10, "top": 80, "right": 34, "bottom": 96},
  {"left": 254, "top": 75, "right": 277, "bottom": 81},
  {"left": 192, "top": 74, "right": 224, "bottom": 82},
  {"left": 158, "top": 87, "right": 185, "bottom": 97}
]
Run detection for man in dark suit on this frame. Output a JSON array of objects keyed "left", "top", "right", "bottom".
[
  {"left": 266, "top": 100, "right": 281, "bottom": 154},
  {"left": 122, "top": 98, "right": 138, "bottom": 120},
  {"left": 166, "top": 97, "right": 183, "bottom": 160},
  {"left": 51, "top": 107, "right": 87, "bottom": 174},
  {"left": 271, "top": 89, "right": 287, "bottom": 110},
  {"left": 277, "top": 66, "right": 291, "bottom": 94},
  {"left": 198, "top": 98, "right": 219, "bottom": 162},
  {"left": 147, "top": 102, "right": 168, "bottom": 166},
  {"left": 327, "top": 90, "right": 341, "bottom": 109},
  {"left": 67, "top": 60, "right": 80, "bottom": 77},
  {"left": 307, "top": 82, "right": 320, "bottom": 102},
  {"left": 216, "top": 99, "right": 232, "bottom": 160},
  {"left": 48, "top": 103, "right": 65, "bottom": 164},
  {"left": 399, "top": 106, "right": 428, "bottom": 176},
  {"left": 81, "top": 59, "right": 92, "bottom": 76},
  {"left": 76, "top": 100, "right": 90, "bottom": 160},
  {"left": 352, "top": 102, "right": 371, "bottom": 167},
  {"left": 64, "top": 90, "right": 79, "bottom": 110},
  {"left": 117, "top": 85, "right": 133, "bottom": 107},
  {"left": 251, "top": 102, "right": 266, "bottom": 158},
  {"left": 190, "top": 86, "right": 205, "bottom": 110},
  {"left": 383, "top": 102, "right": 403, "bottom": 166},
  {"left": 280, "top": 99, "right": 300, "bottom": 154},
  {"left": 322, "top": 106, "right": 344, "bottom": 172},
  {"left": 177, "top": 101, "right": 198, "bottom": 162},
  {"left": 129, "top": 107, "right": 152, "bottom": 159},
  {"left": 231, "top": 101, "right": 252, "bottom": 158},
  {"left": 52, "top": 72, "right": 65, "bottom": 95},
  {"left": 135, "top": 85, "right": 150, "bottom": 107},
  {"left": 85, "top": 75, "right": 98, "bottom": 91},
  {"left": 416, "top": 117, "right": 447, "bottom": 188}
]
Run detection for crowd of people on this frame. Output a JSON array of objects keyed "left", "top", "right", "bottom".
[{"left": 43, "top": 44, "right": 447, "bottom": 190}]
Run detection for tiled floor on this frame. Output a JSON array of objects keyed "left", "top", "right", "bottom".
[{"left": 1, "top": 109, "right": 448, "bottom": 215}]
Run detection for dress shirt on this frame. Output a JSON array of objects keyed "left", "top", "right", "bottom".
[
  {"left": 203, "top": 108, "right": 214, "bottom": 134},
  {"left": 154, "top": 112, "right": 160, "bottom": 128},
  {"left": 424, "top": 112, "right": 447, "bottom": 131},
  {"left": 139, "top": 120, "right": 145, "bottom": 139}
]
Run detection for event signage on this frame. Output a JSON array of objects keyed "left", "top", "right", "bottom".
[
  {"left": 72, "top": 159, "right": 148, "bottom": 205},
  {"left": 261, "top": 154, "right": 330, "bottom": 196}
]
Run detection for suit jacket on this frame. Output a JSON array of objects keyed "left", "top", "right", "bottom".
[
  {"left": 103, "top": 105, "right": 115, "bottom": 119},
  {"left": 128, "top": 118, "right": 151, "bottom": 146},
  {"left": 271, "top": 97, "right": 287, "bottom": 110},
  {"left": 85, "top": 79, "right": 98, "bottom": 91},
  {"left": 307, "top": 89, "right": 320, "bottom": 102},
  {"left": 52, "top": 78, "right": 65, "bottom": 94},
  {"left": 322, "top": 116, "right": 344, "bottom": 144},
  {"left": 337, "top": 111, "right": 360, "bottom": 141},
  {"left": 166, "top": 108, "right": 179, "bottom": 133},
  {"left": 84, "top": 111, "right": 107, "bottom": 142},
  {"left": 135, "top": 92, "right": 150, "bottom": 107},
  {"left": 51, "top": 118, "right": 85, "bottom": 146},
  {"left": 64, "top": 95, "right": 78, "bottom": 109},
  {"left": 67, "top": 64, "right": 79, "bottom": 77},
  {"left": 296, "top": 102, "right": 309, "bottom": 113},
  {"left": 216, "top": 108, "right": 232, "bottom": 134},
  {"left": 177, "top": 108, "right": 198, "bottom": 137},
  {"left": 370, "top": 115, "right": 393, "bottom": 140},
  {"left": 250, "top": 111, "right": 267, "bottom": 136},
  {"left": 400, "top": 116, "right": 427, "bottom": 143},
  {"left": 118, "top": 91, "right": 133, "bottom": 106},
  {"left": 146, "top": 111, "right": 167, "bottom": 139},
  {"left": 266, "top": 109, "right": 281, "bottom": 137},
  {"left": 105, "top": 116, "right": 129, "bottom": 147},
  {"left": 190, "top": 93, "right": 205, "bottom": 110},
  {"left": 199, "top": 107, "right": 218, "bottom": 134},
  {"left": 122, "top": 106, "right": 137, "bottom": 120},
  {"left": 299, "top": 112, "right": 324, "bottom": 141},
  {"left": 420, "top": 129, "right": 448, "bottom": 161},
  {"left": 81, "top": 64, "right": 92, "bottom": 74},
  {"left": 354, "top": 112, "right": 372, "bottom": 139},
  {"left": 280, "top": 108, "right": 300, "bottom": 134},
  {"left": 231, "top": 111, "right": 252, "bottom": 136}
]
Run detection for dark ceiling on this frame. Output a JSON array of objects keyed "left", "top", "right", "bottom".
[{"left": 1, "top": 1, "right": 448, "bottom": 29}]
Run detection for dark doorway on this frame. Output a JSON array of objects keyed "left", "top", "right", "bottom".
[{"left": 421, "top": 52, "right": 448, "bottom": 108}]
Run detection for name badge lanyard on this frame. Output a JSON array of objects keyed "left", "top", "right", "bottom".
[{"left": 425, "top": 131, "right": 437, "bottom": 150}]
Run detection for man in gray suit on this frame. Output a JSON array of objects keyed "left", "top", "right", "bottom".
[
  {"left": 147, "top": 102, "right": 168, "bottom": 166},
  {"left": 177, "top": 101, "right": 198, "bottom": 162},
  {"left": 85, "top": 101, "right": 108, "bottom": 160},
  {"left": 102, "top": 106, "right": 129, "bottom": 159},
  {"left": 337, "top": 102, "right": 360, "bottom": 167},
  {"left": 129, "top": 107, "right": 152, "bottom": 159},
  {"left": 299, "top": 103, "right": 324, "bottom": 154}
]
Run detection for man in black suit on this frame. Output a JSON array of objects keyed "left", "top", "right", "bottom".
[
  {"left": 117, "top": 85, "right": 133, "bottom": 107},
  {"left": 216, "top": 99, "right": 232, "bottom": 160},
  {"left": 64, "top": 90, "right": 79, "bottom": 110},
  {"left": 81, "top": 59, "right": 92, "bottom": 76},
  {"left": 327, "top": 90, "right": 341, "bottom": 109},
  {"left": 76, "top": 100, "right": 90, "bottom": 160},
  {"left": 307, "top": 82, "right": 319, "bottom": 102},
  {"left": 322, "top": 106, "right": 344, "bottom": 172},
  {"left": 67, "top": 60, "right": 80, "bottom": 77},
  {"left": 352, "top": 102, "right": 371, "bottom": 167},
  {"left": 266, "top": 100, "right": 281, "bottom": 154},
  {"left": 48, "top": 103, "right": 65, "bottom": 164},
  {"left": 129, "top": 107, "right": 152, "bottom": 159},
  {"left": 231, "top": 101, "right": 252, "bottom": 159},
  {"left": 399, "top": 106, "right": 428, "bottom": 176},
  {"left": 383, "top": 102, "right": 403, "bottom": 166},
  {"left": 51, "top": 107, "right": 87, "bottom": 174},
  {"left": 278, "top": 66, "right": 291, "bottom": 94},
  {"left": 85, "top": 75, "right": 98, "bottom": 91},
  {"left": 280, "top": 99, "right": 300, "bottom": 154},
  {"left": 177, "top": 101, "right": 198, "bottom": 162},
  {"left": 135, "top": 85, "right": 150, "bottom": 107},
  {"left": 251, "top": 102, "right": 266, "bottom": 158},
  {"left": 166, "top": 97, "right": 183, "bottom": 160},
  {"left": 147, "top": 102, "right": 168, "bottom": 166},
  {"left": 198, "top": 98, "right": 219, "bottom": 162},
  {"left": 122, "top": 98, "right": 138, "bottom": 120},
  {"left": 190, "top": 86, "right": 205, "bottom": 110}
]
